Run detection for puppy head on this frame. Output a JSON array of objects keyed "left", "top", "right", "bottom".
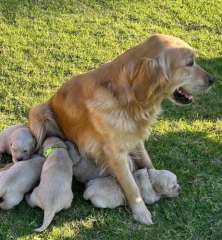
[
  {"left": 149, "top": 169, "right": 180, "bottom": 198},
  {"left": 42, "top": 136, "right": 67, "bottom": 151},
  {"left": 128, "top": 34, "right": 215, "bottom": 105},
  {"left": 10, "top": 127, "right": 36, "bottom": 163}
]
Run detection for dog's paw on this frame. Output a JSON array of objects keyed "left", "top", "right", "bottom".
[{"left": 132, "top": 202, "right": 153, "bottom": 225}]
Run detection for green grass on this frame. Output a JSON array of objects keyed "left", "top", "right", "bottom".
[{"left": 0, "top": 0, "right": 222, "bottom": 239}]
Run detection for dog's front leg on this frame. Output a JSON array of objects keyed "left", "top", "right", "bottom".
[
  {"left": 102, "top": 143, "right": 153, "bottom": 225},
  {"left": 131, "top": 141, "right": 154, "bottom": 169}
]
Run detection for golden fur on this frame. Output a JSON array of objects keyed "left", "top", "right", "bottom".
[{"left": 28, "top": 34, "right": 213, "bottom": 224}]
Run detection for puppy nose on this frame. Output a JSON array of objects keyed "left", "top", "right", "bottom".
[
  {"left": 208, "top": 75, "right": 215, "bottom": 86},
  {"left": 17, "top": 158, "right": 23, "bottom": 161}
]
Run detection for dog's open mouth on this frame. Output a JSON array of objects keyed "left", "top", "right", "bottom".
[{"left": 173, "top": 87, "right": 193, "bottom": 105}]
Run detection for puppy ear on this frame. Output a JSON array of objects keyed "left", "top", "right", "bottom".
[
  {"left": 148, "top": 169, "right": 163, "bottom": 193},
  {"left": 130, "top": 57, "right": 167, "bottom": 103},
  {"left": 152, "top": 182, "right": 163, "bottom": 194},
  {"left": 65, "top": 141, "right": 81, "bottom": 165}
]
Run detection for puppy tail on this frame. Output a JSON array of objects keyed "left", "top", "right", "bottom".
[
  {"left": 35, "top": 209, "right": 55, "bottom": 232},
  {"left": 28, "top": 103, "right": 63, "bottom": 150}
]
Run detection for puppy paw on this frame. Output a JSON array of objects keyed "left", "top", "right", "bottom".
[
  {"left": 132, "top": 202, "right": 153, "bottom": 225},
  {"left": 144, "top": 195, "right": 160, "bottom": 205},
  {"left": 25, "top": 194, "right": 35, "bottom": 208}
]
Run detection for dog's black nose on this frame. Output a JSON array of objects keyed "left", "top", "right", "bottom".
[
  {"left": 17, "top": 158, "right": 23, "bottom": 161},
  {"left": 208, "top": 75, "right": 215, "bottom": 86}
]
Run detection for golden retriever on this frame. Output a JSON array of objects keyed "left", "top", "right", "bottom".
[{"left": 28, "top": 34, "right": 214, "bottom": 224}]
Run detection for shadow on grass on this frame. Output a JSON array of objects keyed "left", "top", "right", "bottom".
[
  {"left": 147, "top": 130, "right": 222, "bottom": 176},
  {"left": 0, "top": 130, "right": 220, "bottom": 239}
]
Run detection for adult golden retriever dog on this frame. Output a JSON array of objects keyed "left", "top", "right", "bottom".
[{"left": 28, "top": 34, "right": 214, "bottom": 225}]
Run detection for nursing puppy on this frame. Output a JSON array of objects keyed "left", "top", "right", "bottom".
[
  {"left": 83, "top": 169, "right": 180, "bottom": 209},
  {"left": 26, "top": 137, "right": 74, "bottom": 232},
  {"left": 0, "top": 155, "right": 44, "bottom": 210},
  {"left": 0, "top": 124, "right": 36, "bottom": 163},
  {"left": 69, "top": 142, "right": 136, "bottom": 183},
  {"left": 69, "top": 143, "right": 110, "bottom": 183}
]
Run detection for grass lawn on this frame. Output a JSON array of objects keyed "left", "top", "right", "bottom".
[{"left": 0, "top": 0, "right": 222, "bottom": 239}]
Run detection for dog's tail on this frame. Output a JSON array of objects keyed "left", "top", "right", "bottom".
[
  {"left": 35, "top": 209, "right": 55, "bottom": 232},
  {"left": 28, "top": 103, "right": 63, "bottom": 150}
]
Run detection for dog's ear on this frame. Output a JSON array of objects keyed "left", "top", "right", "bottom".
[
  {"left": 104, "top": 67, "right": 135, "bottom": 106},
  {"left": 129, "top": 57, "right": 167, "bottom": 103},
  {"left": 157, "top": 52, "right": 170, "bottom": 81}
]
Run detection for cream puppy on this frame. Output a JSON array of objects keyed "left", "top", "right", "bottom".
[
  {"left": 69, "top": 143, "right": 123, "bottom": 182},
  {"left": 26, "top": 137, "right": 74, "bottom": 232},
  {"left": 66, "top": 140, "right": 108, "bottom": 182},
  {"left": 0, "top": 124, "right": 36, "bottom": 163},
  {"left": 73, "top": 155, "right": 108, "bottom": 183},
  {"left": 0, "top": 155, "right": 45, "bottom": 210},
  {"left": 83, "top": 169, "right": 180, "bottom": 209}
]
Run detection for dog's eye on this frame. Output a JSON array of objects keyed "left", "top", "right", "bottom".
[
  {"left": 23, "top": 150, "right": 28, "bottom": 153},
  {"left": 187, "top": 60, "right": 194, "bottom": 67}
]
